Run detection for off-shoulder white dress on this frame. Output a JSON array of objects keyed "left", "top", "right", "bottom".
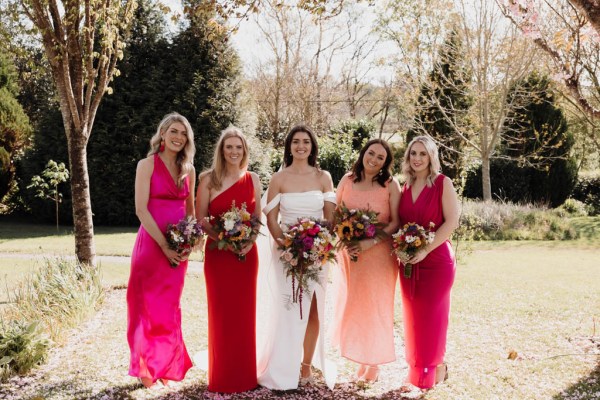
[{"left": 257, "top": 190, "right": 337, "bottom": 390}]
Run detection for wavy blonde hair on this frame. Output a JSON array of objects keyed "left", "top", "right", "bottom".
[
  {"left": 148, "top": 112, "right": 195, "bottom": 187},
  {"left": 402, "top": 135, "right": 441, "bottom": 187},
  {"left": 206, "top": 126, "right": 249, "bottom": 190}
]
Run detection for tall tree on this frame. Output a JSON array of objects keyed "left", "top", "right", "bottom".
[
  {"left": 408, "top": 26, "right": 473, "bottom": 181},
  {"left": 16, "top": 0, "right": 137, "bottom": 264},
  {"left": 0, "top": 48, "right": 32, "bottom": 200},
  {"left": 172, "top": 0, "right": 242, "bottom": 171}
]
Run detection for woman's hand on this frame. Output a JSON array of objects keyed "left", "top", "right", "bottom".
[
  {"left": 407, "top": 247, "right": 429, "bottom": 264},
  {"left": 192, "top": 236, "right": 206, "bottom": 252},
  {"left": 239, "top": 241, "right": 253, "bottom": 256},
  {"left": 160, "top": 244, "right": 183, "bottom": 266}
]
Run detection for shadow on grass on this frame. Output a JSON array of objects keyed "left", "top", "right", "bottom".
[{"left": 553, "top": 357, "right": 600, "bottom": 400}]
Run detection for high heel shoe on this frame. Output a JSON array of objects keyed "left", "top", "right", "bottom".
[
  {"left": 360, "top": 365, "right": 379, "bottom": 384},
  {"left": 351, "top": 364, "right": 367, "bottom": 382},
  {"left": 435, "top": 362, "right": 448, "bottom": 384},
  {"left": 299, "top": 362, "right": 314, "bottom": 386},
  {"left": 137, "top": 377, "right": 156, "bottom": 389}
]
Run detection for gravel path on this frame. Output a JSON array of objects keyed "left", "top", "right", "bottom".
[{"left": 0, "top": 271, "right": 423, "bottom": 400}]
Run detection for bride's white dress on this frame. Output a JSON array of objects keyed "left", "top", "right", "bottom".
[{"left": 257, "top": 190, "right": 337, "bottom": 390}]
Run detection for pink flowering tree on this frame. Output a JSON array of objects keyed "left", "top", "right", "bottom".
[{"left": 499, "top": 0, "right": 600, "bottom": 120}]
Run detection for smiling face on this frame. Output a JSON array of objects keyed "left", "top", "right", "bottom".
[
  {"left": 222, "top": 136, "right": 244, "bottom": 167},
  {"left": 161, "top": 122, "right": 188, "bottom": 153},
  {"left": 362, "top": 143, "right": 387, "bottom": 175},
  {"left": 290, "top": 131, "right": 312, "bottom": 161},
  {"left": 409, "top": 141, "right": 430, "bottom": 174}
]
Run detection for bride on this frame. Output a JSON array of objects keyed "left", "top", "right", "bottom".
[{"left": 257, "top": 124, "right": 337, "bottom": 390}]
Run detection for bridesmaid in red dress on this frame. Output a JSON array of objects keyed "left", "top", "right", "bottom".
[
  {"left": 397, "top": 135, "right": 460, "bottom": 390},
  {"left": 127, "top": 112, "right": 197, "bottom": 388},
  {"left": 196, "top": 127, "right": 261, "bottom": 393}
]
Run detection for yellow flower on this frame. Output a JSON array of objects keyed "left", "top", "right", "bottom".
[
  {"left": 337, "top": 220, "right": 354, "bottom": 240},
  {"left": 414, "top": 238, "right": 421, "bottom": 247},
  {"left": 356, "top": 223, "right": 364, "bottom": 230}
]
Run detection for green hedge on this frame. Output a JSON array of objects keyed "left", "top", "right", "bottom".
[{"left": 570, "top": 173, "right": 600, "bottom": 216}]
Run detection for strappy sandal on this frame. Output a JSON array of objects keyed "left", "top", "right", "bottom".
[
  {"left": 435, "top": 362, "right": 448, "bottom": 384},
  {"left": 299, "top": 362, "right": 314, "bottom": 386}
]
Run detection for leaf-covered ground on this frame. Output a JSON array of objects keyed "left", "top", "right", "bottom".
[{"left": 1, "top": 244, "right": 599, "bottom": 399}]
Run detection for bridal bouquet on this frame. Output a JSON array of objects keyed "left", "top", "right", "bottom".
[
  {"left": 278, "top": 217, "right": 336, "bottom": 318},
  {"left": 333, "top": 201, "right": 386, "bottom": 261},
  {"left": 392, "top": 222, "right": 435, "bottom": 278},
  {"left": 209, "top": 201, "right": 262, "bottom": 261},
  {"left": 165, "top": 216, "right": 204, "bottom": 267}
]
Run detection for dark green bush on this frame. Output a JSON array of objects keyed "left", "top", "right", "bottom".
[{"left": 571, "top": 174, "right": 600, "bottom": 216}]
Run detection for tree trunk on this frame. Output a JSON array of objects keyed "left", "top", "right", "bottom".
[
  {"left": 481, "top": 154, "right": 492, "bottom": 202},
  {"left": 66, "top": 124, "right": 96, "bottom": 265}
]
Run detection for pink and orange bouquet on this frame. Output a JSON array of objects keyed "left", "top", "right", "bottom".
[
  {"left": 333, "top": 201, "right": 386, "bottom": 261},
  {"left": 166, "top": 216, "right": 204, "bottom": 267},
  {"left": 392, "top": 222, "right": 435, "bottom": 278},
  {"left": 209, "top": 201, "right": 262, "bottom": 261},
  {"left": 278, "top": 217, "right": 336, "bottom": 318}
]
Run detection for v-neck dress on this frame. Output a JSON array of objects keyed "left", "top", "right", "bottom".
[
  {"left": 397, "top": 173, "right": 456, "bottom": 389},
  {"left": 204, "top": 172, "right": 258, "bottom": 393},
  {"left": 127, "top": 153, "right": 193, "bottom": 383}
]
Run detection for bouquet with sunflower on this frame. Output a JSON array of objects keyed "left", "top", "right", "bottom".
[
  {"left": 278, "top": 217, "right": 336, "bottom": 318},
  {"left": 333, "top": 201, "right": 386, "bottom": 261},
  {"left": 391, "top": 222, "right": 435, "bottom": 278},
  {"left": 209, "top": 201, "right": 262, "bottom": 261}
]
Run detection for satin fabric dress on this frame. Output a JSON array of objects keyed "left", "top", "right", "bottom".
[
  {"left": 398, "top": 174, "right": 455, "bottom": 389},
  {"left": 127, "top": 153, "right": 193, "bottom": 383},
  {"left": 257, "top": 191, "right": 337, "bottom": 390},
  {"left": 332, "top": 176, "right": 398, "bottom": 365},
  {"left": 204, "top": 172, "right": 258, "bottom": 393}
]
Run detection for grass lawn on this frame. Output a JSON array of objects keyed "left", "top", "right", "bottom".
[{"left": 1, "top": 221, "right": 598, "bottom": 399}]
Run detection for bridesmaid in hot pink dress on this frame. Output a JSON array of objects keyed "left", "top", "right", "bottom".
[
  {"left": 331, "top": 139, "right": 400, "bottom": 384},
  {"left": 196, "top": 127, "right": 261, "bottom": 393},
  {"left": 397, "top": 135, "right": 460, "bottom": 390},
  {"left": 127, "top": 112, "right": 197, "bottom": 389}
]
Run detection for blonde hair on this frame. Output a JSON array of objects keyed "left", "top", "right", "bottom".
[
  {"left": 206, "top": 126, "right": 249, "bottom": 190},
  {"left": 148, "top": 112, "right": 195, "bottom": 187},
  {"left": 402, "top": 135, "right": 441, "bottom": 187}
]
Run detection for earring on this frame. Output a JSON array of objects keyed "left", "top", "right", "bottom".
[
  {"left": 378, "top": 169, "right": 383, "bottom": 176},
  {"left": 159, "top": 138, "right": 165, "bottom": 152}
]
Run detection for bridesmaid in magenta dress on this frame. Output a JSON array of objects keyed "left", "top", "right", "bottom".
[
  {"left": 127, "top": 112, "right": 197, "bottom": 389},
  {"left": 397, "top": 135, "right": 460, "bottom": 390},
  {"left": 196, "top": 127, "right": 261, "bottom": 393}
]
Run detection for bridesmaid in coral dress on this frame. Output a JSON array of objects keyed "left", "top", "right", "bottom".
[
  {"left": 397, "top": 135, "right": 460, "bottom": 390},
  {"left": 127, "top": 112, "right": 197, "bottom": 389},
  {"left": 196, "top": 127, "right": 261, "bottom": 393},
  {"left": 332, "top": 139, "right": 401, "bottom": 384}
]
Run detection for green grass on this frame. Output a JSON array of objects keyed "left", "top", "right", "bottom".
[{"left": 0, "top": 221, "right": 203, "bottom": 261}]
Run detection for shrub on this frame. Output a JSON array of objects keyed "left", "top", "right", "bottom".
[
  {"left": 571, "top": 173, "right": 600, "bottom": 216},
  {"left": 557, "top": 199, "right": 588, "bottom": 217},
  {"left": 317, "top": 133, "right": 358, "bottom": 186},
  {"left": 7, "top": 259, "right": 104, "bottom": 339},
  {"left": 0, "top": 321, "right": 49, "bottom": 382},
  {"left": 456, "top": 199, "right": 579, "bottom": 241},
  {"left": 0, "top": 258, "right": 103, "bottom": 381}
]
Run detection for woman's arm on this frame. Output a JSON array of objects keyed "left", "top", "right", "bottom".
[
  {"left": 135, "top": 158, "right": 179, "bottom": 261},
  {"left": 265, "top": 173, "right": 284, "bottom": 241},
  {"left": 383, "top": 177, "right": 401, "bottom": 236},
  {"left": 195, "top": 172, "right": 219, "bottom": 241},
  {"left": 321, "top": 171, "right": 335, "bottom": 222},
  {"left": 251, "top": 172, "right": 262, "bottom": 219},
  {"left": 408, "top": 176, "right": 460, "bottom": 264},
  {"left": 186, "top": 165, "right": 196, "bottom": 217}
]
